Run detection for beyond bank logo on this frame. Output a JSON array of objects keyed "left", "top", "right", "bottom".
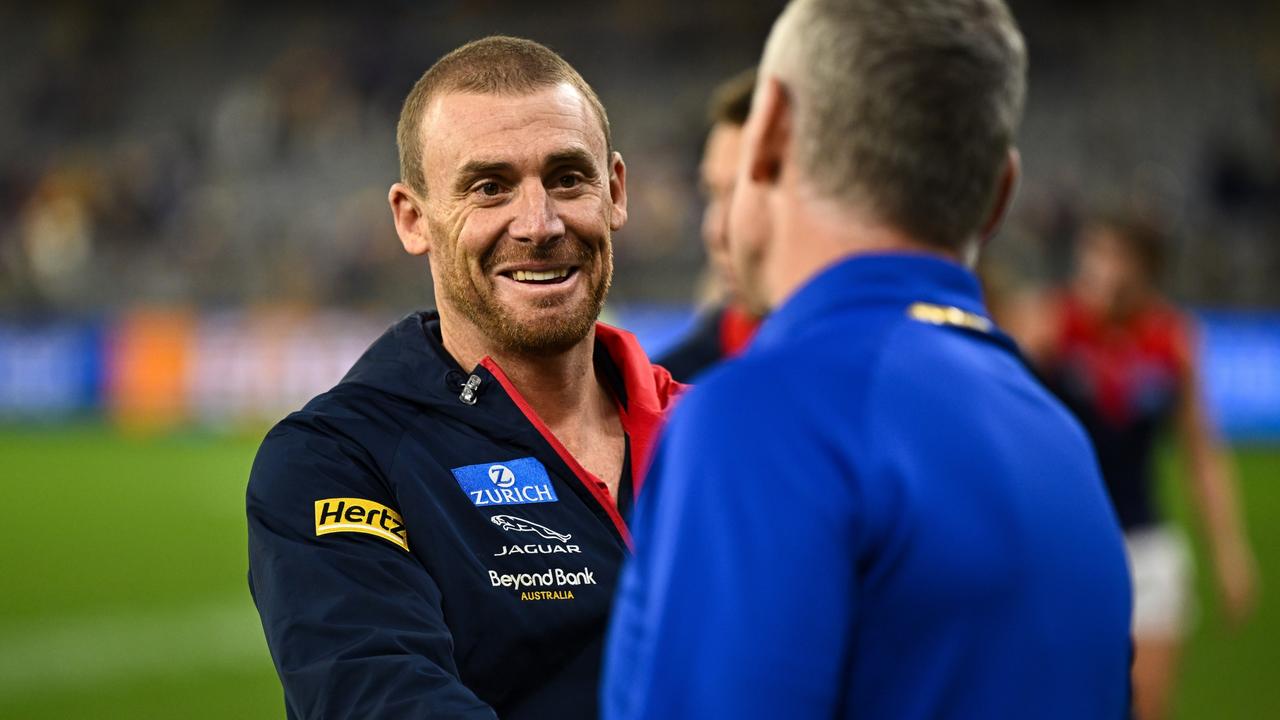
[{"left": 452, "top": 457, "right": 559, "bottom": 507}]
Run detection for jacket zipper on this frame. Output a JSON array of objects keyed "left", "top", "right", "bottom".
[{"left": 459, "top": 374, "right": 482, "bottom": 405}]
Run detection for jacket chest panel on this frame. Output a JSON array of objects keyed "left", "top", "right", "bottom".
[{"left": 390, "top": 429, "right": 624, "bottom": 661}]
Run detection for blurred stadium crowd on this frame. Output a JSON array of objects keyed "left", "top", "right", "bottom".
[
  {"left": 1, "top": 0, "right": 1278, "bottom": 315},
  {"left": 0, "top": 0, "right": 1278, "bottom": 430}
]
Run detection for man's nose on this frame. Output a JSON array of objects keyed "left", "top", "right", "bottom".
[{"left": 508, "top": 180, "right": 566, "bottom": 245}]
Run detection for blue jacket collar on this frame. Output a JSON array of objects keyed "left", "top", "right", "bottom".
[{"left": 753, "top": 252, "right": 988, "bottom": 350}]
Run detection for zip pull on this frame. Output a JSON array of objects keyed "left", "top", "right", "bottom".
[{"left": 459, "top": 374, "right": 482, "bottom": 405}]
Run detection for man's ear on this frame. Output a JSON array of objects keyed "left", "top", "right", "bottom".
[
  {"left": 742, "top": 76, "right": 792, "bottom": 186},
  {"left": 388, "top": 182, "right": 432, "bottom": 256},
  {"left": 979, "top": 148, "right": 1020, "bottom": 243},
  {"left": 607, "top": 151, "right": 628, "bottom": 231}
]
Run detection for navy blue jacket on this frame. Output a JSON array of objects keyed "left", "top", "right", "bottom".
[
  {"left": 248, "top": 312, "right": 679, "bottom": 719},
  {"left": 656, "top": 304, "right": 760, "bottom": 384},
  {"left": 604, "top": 254, "right": 1132, "bottom": 719}
]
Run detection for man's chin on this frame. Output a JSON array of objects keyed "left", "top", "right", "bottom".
[
  {"left": 500, "top": 320, "right": 595, "bottom": 355},
  {"left": 485, "top": 304, "right": 600, "bottom": 355},
  {"left": 722, "top": 281, "right": 766, "bottom": 320}
]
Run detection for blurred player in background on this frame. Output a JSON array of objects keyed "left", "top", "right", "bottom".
[
  {"left": 603, "top": 1, "right": 1132, "bottom": 718},
  {"left": 1011, "top": 216, "right": 1259, "bottom": 720},
  {"left": 656, "top": 68, "right": 762, "bottom": 382}
]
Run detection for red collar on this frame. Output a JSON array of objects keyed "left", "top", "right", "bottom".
[{"left": 719, "top": 304, "right": 761, "bottom": 357}]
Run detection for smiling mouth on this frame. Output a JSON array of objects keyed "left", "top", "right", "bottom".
[{"left": 503, "top": 267, "right": 577, "bottom": 284}]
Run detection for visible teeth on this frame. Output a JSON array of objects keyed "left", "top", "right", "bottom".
[{"left": 512, "top": 268, "right": 570, "bottom": 282}]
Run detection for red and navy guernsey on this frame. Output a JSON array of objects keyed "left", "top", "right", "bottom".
[{"left": 247, "top": 312, "right": 681, "bottom": 720}]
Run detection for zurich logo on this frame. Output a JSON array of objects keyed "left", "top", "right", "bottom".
[
  {"left": 453, "top": 457, "right": 558, "bottom": 507},
  {"left": 488, "top": 464, "right": 516, "bottom": 488}
]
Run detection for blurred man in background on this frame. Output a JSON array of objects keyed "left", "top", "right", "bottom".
[
  {"left": 247, "top": 36, "right": 680, "bottom": 719},
  {"left": 656, "top": 69, "right": 762, "bottom": 382},
  {"left": 1010, "top": 216, "right": 1259, "bottom": 720},
  {"left": 603, "top": 1, "right": 1133, "bottom": 718}
]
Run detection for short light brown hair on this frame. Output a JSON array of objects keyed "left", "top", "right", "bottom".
[
  {"left": 764, "top": 0, "right": 1027, "bottom": 250},
  {"left": 396, "top": 36, "right": 612, "bottom": 194},
  {"left": 707, "top": 68, "right": 757, "bottom": 127}
]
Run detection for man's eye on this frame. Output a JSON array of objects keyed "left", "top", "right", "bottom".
[
  {"left": 478, "top": 182, "right": 502, "bottom": 197},
  {"left": 557, "top": 174, "right": 580, "bottom": 189}
]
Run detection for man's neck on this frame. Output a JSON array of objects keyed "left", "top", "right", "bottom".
[
  {"left": 488, "top": 337, "right": 605, "bottom": 431},
  {"left": 440, "top": 315, "right": 626, "bottom": 497},
  {"left": 765, "top": 189, "right": 965, "bottom": 309},
  {"left": 439, "top": 315, "right": 611, "bottom": 434}
]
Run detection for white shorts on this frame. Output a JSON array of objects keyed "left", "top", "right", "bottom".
[{"left": 1124, "top": 525, "right": 1194, "bottom": 639}]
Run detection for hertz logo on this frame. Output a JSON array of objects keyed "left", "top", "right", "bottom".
[{"left": 314, "top": 498, "right": 409, "bottom": 552}]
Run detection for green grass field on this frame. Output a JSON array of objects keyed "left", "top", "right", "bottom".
[{"left": 0, "top": 425, "right": 1275, "bottom": 718}]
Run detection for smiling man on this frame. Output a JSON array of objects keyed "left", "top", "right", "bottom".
[{"left": 247, "top": 37, "right": 681, "bottom": 719}]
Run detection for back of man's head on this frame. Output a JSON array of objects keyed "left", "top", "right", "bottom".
[
  {"left": 708, "top": 68, "right": 757, "bottom": 129},
  {"left": 762, "top": 0, "right": 1026, "bottom": 251},
  {"left": 396, "top": 36, "right": 611, "bottom": 194}
]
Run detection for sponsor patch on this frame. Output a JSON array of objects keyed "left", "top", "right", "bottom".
[
  {"left": 488, "top": 567, "right": 596, "bottom": 593},
  {"left": 452, "top": 457, "right": 558, "bottom": 507},
  {"left": 495, "top": 543, "right": 581, "bottom": 557},
  {"left": 314, "top": 498, "right": 409, "bottom": 551},
  {"left": 491, "top": 514, "right": 571, "bottom": 542},
  {"left": 521, "top": 590, "right": 575, "bottom": 601},
  {"left": 491, "top": 514, "right": 580, "bottom": 556}
]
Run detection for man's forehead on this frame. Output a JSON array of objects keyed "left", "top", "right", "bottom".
[
  {"left": 704, "top": 123, "right": 743, "bottom": 157},
  {"left": 421, "top": 83, "right": 607, "bottom": 174},
  {"left": 701, "top": 123, "right": 743, "bottom": 178}
]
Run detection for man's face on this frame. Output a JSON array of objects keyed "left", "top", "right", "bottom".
[
  {"left": 1076, "top": 226, "right": 1145, "bottom": 315},
  {"left": 726, "top": 97, "right": 774, "bottom": 317},
  {"left": 418, "top": 84, "right": 626, "bottom": 355},
  {"left": 700, "top": 122, "right": 743, "bottom": 301}
]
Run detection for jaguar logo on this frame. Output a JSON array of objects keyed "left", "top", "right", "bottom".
[{"left": 490, "top": 514, "right": 571, "bottom": 543}]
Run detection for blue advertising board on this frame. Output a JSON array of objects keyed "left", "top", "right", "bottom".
[
  {"left": 1198, "top": 311, "right": 1280, "bottom": 441},
  {"left": 0, "top": 321, "right": 105, "bottom": 419},
  {"left": 1, "top": 309, "right": 1278, "bottom": 441}
]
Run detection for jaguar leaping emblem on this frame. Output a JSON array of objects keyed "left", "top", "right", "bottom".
[{"left": 490, "top": 515, "right": 572, "bottom": 543}]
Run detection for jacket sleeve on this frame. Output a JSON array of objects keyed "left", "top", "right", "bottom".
[
  {"left": 247, "top": 418, "right": 497, "bottom": 720},
  {"left": 602, "top": 365, "right": 859, "bottom": 720}
]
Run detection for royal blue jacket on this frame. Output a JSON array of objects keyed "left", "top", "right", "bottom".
[
  {"left": 603, "top": 254, "right": 1132, "bottom": 719},
  {"left": 247, "top": 312, "right": 679, "bottom": 719}
]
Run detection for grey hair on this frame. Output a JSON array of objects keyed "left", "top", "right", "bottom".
[{"left": 761, "top": 0, "right": 1027, "bottom": 250}]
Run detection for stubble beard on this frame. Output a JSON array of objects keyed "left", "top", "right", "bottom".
[{"left": 435, "top": 234, "right": 612, "bottom": 356}]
